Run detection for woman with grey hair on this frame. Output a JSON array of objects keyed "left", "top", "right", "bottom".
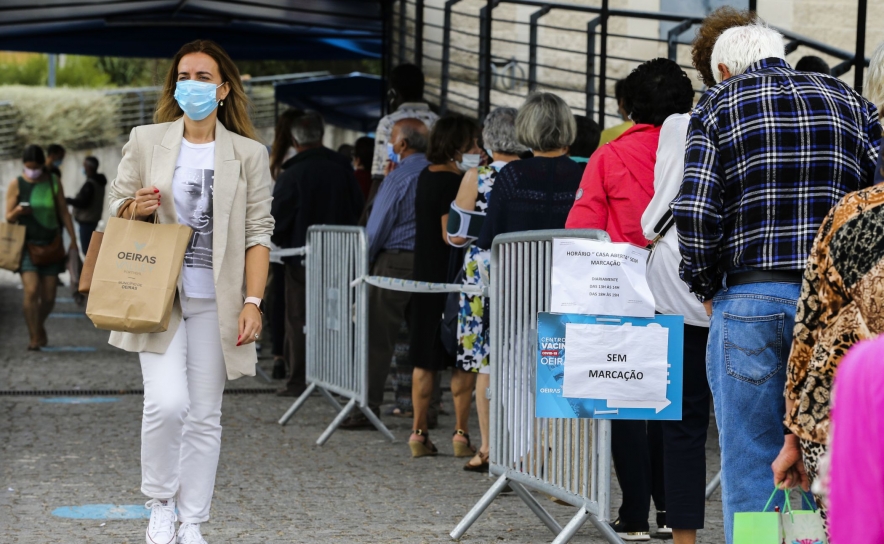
[
  {"left": 866, "top": 42, "right": 884, "bottom": 184},
  {"left": 446, "top": 107, "right": 526, "bottom": 472},
  {"left": 474, "top": 93, "right": 580, "bottom": 254}
]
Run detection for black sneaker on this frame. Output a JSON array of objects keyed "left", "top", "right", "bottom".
[
  {"left": 271, "top": 358, "right": 286, "bottom": 380},
  {"left": 655, "top": 511, "right": 673, "bottom": 537},
  {"left": 609, "top": 518, "right": 650, "bottom": 541}
]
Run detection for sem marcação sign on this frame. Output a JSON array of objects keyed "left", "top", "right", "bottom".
[
  {"left": 536, "top": 312, "right": 683, "bottom": 420},
  {"left": 537, "top": 238, "right": 683, "bottom": 420}
]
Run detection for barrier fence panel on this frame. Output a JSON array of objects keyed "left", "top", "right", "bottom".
[
  {"left": 278, "top": 226, "right": 394, "bottom": 445},
  {"left": 451, "top": 229, "right": 624, "bottom": 544}
]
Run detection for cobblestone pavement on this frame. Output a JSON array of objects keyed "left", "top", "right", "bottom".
[{"left": 0, "top": 280, "right": 725, "bottom": 543}]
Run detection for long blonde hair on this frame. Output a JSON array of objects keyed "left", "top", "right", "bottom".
[
  {"left": 155, "top": 39, "right": 258, "bottom": 141},
  {"left": 866, "top": 42, "right": 884, "bottom": 117}
]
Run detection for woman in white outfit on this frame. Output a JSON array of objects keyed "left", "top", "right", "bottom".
[{"left": 107, "top": 40, "right": 274, "bottom": 544}]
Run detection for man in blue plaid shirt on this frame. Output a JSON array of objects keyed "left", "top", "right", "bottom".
[{"left": 671, "top": 24, "right": 880, "bottom": 543}]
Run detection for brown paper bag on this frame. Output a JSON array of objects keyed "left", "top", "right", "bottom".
[
  {"left": 86, "top": 216, "right": 192, "bottom": 333},
  {"left": 78, "top": 231, "right": 103, "bottom": 294},
  {"left": 0, "top": 222, "right": 26, "bottom": 272}
]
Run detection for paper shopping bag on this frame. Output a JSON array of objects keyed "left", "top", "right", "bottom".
[
  {"left": 781, "top": 510, "right": 827, "bottom": 544},
  {"left": 78, "top": 231, "right": 103, "bottom": 294},
  {"left": 86, "top": 216, "right": 192, "bottom": 333},
  {"left": 734, "top": 487, "right": 785, "bottom": 544},
  {"left": 0, "top": 222, "right": 26, "bottom": 272},
  {"left": 733, "top": 509, "right": 782, "bottom": 544},
  {"left": 781, "top": 490, "right": 827, "bottom": 544}
]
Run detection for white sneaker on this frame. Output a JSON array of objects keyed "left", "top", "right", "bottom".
[
  {"left": 177, "top": 522, "right": 208, "bottom": 544},
  {"left": 145, "top": 498, "right": 178, "bottom": 544}
]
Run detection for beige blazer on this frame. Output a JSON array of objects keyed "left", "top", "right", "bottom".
[{"left": 106, "top": 118, "right": 274, "bottom": 380}]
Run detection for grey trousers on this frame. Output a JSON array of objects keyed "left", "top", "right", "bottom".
[{"left": 367, "top": 251, "right": 414, "bottom": 410}]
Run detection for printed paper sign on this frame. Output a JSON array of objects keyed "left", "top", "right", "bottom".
[
  {"left": 562, "top": 323, "right": 669, "bottom": 402},
  {"left": 550, "top": 239, "right": 654, "bottom": 318},
  {"left": 535, "top": 313, "right": 683, "bottom": 420}
]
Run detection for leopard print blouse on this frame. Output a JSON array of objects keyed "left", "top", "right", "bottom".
[{"left": 786, "top": 184, "right": 884, "bottom": 443}]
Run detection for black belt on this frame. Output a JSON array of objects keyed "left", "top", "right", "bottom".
[
  {"left": 726, "top": 271, "right": 803, "bottom": 287},
  {"left": 382, "top": 248, "right": 413, "bottom": 254}
]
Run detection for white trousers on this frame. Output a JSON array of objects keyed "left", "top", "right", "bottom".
[{"left": 139, "top": 297, "right": 227, "bottom": 523}]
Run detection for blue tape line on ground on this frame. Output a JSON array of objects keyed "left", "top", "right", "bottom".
[
  {"left": 48, "top": 312, "right": 86, "bottom": 318},
  {"left": 41, "top": 397, "right": 119, "bottom": 404},
  {"left": 52, "top": 504, "right": 149, "bottom": 519},
  {"left": 40, "top": 346, "right": 97, "bottom": 352}
]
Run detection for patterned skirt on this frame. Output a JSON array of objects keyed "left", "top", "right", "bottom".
[{"left": 456, "top": 245, "right": 491, "bottom": 372}]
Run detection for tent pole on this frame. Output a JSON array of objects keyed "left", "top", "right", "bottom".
[{"left": 48, "top": 54, "right": 57, "bottom": 88}]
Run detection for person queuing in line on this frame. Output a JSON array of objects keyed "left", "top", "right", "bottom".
[
  {"left": 271, "top": 111, "right": 364, "bottom": 398},
  {"left": 772, "top": 171, "right": 884, "bottom": 518},
  {"left": 471, "top": 91, "right": 583, "bottom": 461},
  {"left": 569, "top": 114, "right": 601, "bottom": 167},
  {"left": 269, "top": 108, "right": 304, "bottom": 181},
  {"left": 866, "top": 43, "right": 884, "bottom": 184},
  {"left": 671, "top": 24, "right": 880, "bottom": 544},
  {"left": 825, "top": 336, "right": 884, "bottom": 544},
  {"left": 362, "top": 64, "right": 439, "bottom": 225},
  {"left": 567, "top": 58, "right": 692, "bottom": 541},
  {"left": 598, "top": 79, "right": 633, "bottom": 146},
  {"left": 106, "top": 39, "right": 274, "bottom": 544},
  {"left": 4, "top": 144, "right": 78, "bottom": 351},
  {"left": 866, "top": 41, "right": 884, "bottom": 119},
  {"left": 339, "top": 119, "right": 430, "bottom": 430},
  {"left": 46, "top": 143, "right": 65, "bottom": 180},
  {"left": 690, "top": 5, "right": 757, "bottom": 89},
  {"left": 337, "top": 143, "right": 354, "bottom": 162},
  {"left": 266, "top": 107, "right": 304, "bottom": 380},
  {"left": 447, "top": 107, "right": 526, "bottom": 472},
  {"left": 352, "top": 136, "right": 375, "bottom": 201},
  {"left": 65, "top": 155, "right": 106, "bottom": 254},
  {"left": 794, "top": 55, "right": 831, "bottom": 75},
  {"left": 639, "top": 74, "right": 710, "bottom": 544},
  {"left": 407, "top": 113, "right": 481, "bottom": 458}
]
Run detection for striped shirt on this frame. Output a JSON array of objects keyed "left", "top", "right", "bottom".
[
  {"left": 671, "top": 58, "right": 881, "bottom": 300},
  {"left": 366, "top": 153, "right": 430, "bottom": 262},
  {"left": 370, "top": 103, "right": 438, "bottom": 177}
]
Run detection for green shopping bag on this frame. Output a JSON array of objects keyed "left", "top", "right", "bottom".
[
  {"left": 733, "top": 490, "right": 781, "bottom": 544},
  {"left": 734, "top": 487, "right": 827, "bottom": 544}
]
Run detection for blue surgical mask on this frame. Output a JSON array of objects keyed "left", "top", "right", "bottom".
[
  {"left": 386, "top": 142, "right": 401, "bottom": 165},
  {"left": 53, "top": 159, "right": 63, "bottom": 167},
  {"left": 174, "top": 80, "right": 223, "bottom": 121},
  {"left": 456, "top": 153, "right": 481, "bottom": 172}
]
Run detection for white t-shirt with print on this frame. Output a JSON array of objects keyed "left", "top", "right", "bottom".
[{"left": 173, "top": 139, "right": 216, "bottom": 299}]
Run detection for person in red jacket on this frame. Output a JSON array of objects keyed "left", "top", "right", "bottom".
[
  {"left": 567, "top": 57, "right": 695, "bottom": 541},
  {"left": 567, "top": 58, "right": 692, "bottom": 247}
]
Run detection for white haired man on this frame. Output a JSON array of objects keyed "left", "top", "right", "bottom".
[{"left": 671, "top": 23, "right": 880, "bottom": 543}]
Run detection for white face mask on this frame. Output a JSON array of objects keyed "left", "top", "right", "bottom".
[
  {"left": 456, "top": 153, "right": 482, "bottom": 172},
  {"left": 485, "top": 148, "right": 495, "bottom": 161}
]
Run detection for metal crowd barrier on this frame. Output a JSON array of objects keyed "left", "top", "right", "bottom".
[
  {"left": 277, "top": 226, "right": 394, "bottom": 445},
  {"left": 451, "top": 229, "right": 625, "bottom": 544}
]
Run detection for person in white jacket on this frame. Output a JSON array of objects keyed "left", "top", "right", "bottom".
[{"left": 640, "top": 112, "right": 710, "bottom": 544}]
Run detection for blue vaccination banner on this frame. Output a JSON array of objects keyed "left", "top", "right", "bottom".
[{"left": 535, "top": 312, "right": 684, "bottom": 420}]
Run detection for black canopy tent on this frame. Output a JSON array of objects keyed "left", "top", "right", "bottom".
[
  {"left": 275, "top": 72, "right": 382, "bottom": 133},
  {"left": 0, "top": 1, "right": 386, "bottom": 60}
]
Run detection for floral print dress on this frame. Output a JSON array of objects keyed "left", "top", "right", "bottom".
[{"left": 456, "top": 162, "right": 502, "bottom": 372}]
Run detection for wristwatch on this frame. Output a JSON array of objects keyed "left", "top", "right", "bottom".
[{"left": 244, "top": 296, "right": 264, "bottom": 314}]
